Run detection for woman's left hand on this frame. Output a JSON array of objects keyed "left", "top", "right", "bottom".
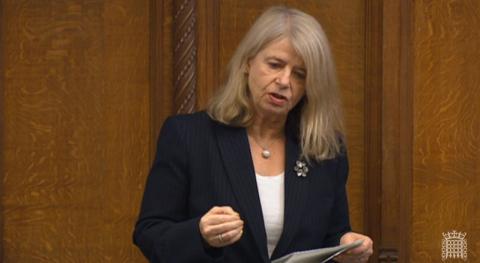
[{"left": 334, "top": 232, "right": 373, "bottom": 263}]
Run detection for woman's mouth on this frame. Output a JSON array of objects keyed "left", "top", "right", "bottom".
[{"left": 268, "top": 92, "right": 288, "bottom": 106}]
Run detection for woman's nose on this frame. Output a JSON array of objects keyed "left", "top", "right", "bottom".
[{"left": 276, "top": 69, "right": 292, "bottom": 87}]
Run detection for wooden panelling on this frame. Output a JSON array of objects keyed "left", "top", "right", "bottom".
[
  {"left": 173, "top": 0, "right": 197, "bottom": 114},
  {"left": 2, "top": 0, "right": 149, "bottom": 261},
  {"left": 150, "top": 0, "right": 173, "bottom": 154},
  {"left": 381, "top": 0, "right": 414, "bottom": 262},
  {"left": 213, "top": 0, "right": 366, "bottom": 233},
  {"left": 196, "top": 0, "right": 219, "bottom": 109},
  {"left": 4, "top": 1, "right": 478, "bottom": 262},
  {"left": 0, "top": 0, "right": 5, "bottom": 259},
  {"left": 412, "top": 0, "right": 480, "bottom": 262},
  {"left": 364, "top": 0, "right": 383, "bottom": 261}
]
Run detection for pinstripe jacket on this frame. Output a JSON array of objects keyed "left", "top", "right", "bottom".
[{"left": 133, "top": 111, "right": 351, "bottom": 263}]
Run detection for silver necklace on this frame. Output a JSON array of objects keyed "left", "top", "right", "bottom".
[{"left": 250, "top": 135, "right": 272, "bottom": 159}]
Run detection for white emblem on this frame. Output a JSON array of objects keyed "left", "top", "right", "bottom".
[
  {"left": 442, "top": 230, "right": 467, "bottom": 261},
  {"left": 294, "top": 160, "right": 308, "bottom": 177}
]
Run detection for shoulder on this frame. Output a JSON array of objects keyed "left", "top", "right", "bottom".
[
  {"left": 162, "top": 111, "right": 214, "bottom": 131},
  {"left": 164, "top": 111, "right": 242, "bottom": 133},
  {"left": 159, "top": 111, "right": 224, "bottom": 145},
  {"left": 165, "top": 111, "right": 210, "bottom": 124}
]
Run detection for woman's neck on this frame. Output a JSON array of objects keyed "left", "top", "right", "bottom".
[
  {"left": 247, "top": 113, "right": 287, "bottom": 165},
  {"left": 248, "top": 114, "right": 286, "bottom": 140}
]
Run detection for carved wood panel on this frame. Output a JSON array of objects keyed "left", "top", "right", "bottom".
[{"left": 173, "top": 0, "right": 197, "bottom": 114}]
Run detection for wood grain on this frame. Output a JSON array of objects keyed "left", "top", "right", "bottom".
[
  {"left": 0, "top": 0, "right": 5, "bottom": 259},
  {"left": 364, "top": 0, "right": 383, "bottom": 261},
  {"left": 2, "top": 0, "right": 149, "bottom": 261},
  {"left": 412, "top": 0, "right": 480, "bottom": 262},
  {"left": 196, "top": 0, "right": 219, "bottom": 109},
  {"left": 150, "top": 0, "right": 173, "bottom": 157},
  {"left": 380, "top": 0, "right": 415, "bottom": 262}
]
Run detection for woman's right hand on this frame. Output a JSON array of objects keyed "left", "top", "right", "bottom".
[{"left": 199, "top": 206, "right": 244, "bottom": 247}]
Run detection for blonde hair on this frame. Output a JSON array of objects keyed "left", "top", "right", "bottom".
[{"left": 207, "top": 6, "right": 344, "bottom": 161}]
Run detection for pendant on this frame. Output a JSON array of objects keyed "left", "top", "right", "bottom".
[{"left": 261, "top": 149, "right": 271, "bottom": 159}]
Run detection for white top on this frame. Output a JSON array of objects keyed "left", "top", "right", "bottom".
[{"left": 255, "top": 172, "right": 285, "bottom": 258}]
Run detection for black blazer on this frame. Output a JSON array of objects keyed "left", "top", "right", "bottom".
[{"left": 133, "top": 112, "right": 351, "bottom": 263}]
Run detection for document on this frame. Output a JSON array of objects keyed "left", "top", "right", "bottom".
[{"left": 271, "top": 239, "right": 364, "bottom": 263}]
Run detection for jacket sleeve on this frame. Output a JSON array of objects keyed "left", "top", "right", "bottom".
[
  {"left": 323, "top": 151, "right": 352, "bottom": 247},
  {"left": 133, "top": 117, "right": 221, "bottom": 262}
]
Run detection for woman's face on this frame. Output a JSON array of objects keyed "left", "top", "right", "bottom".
[{"left": 246, "top": 38, "right": 306, "bottom": 119}]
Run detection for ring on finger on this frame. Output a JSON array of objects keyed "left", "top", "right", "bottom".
[{"left": 217, "top": 233, "right": 224, "bottom": 242}]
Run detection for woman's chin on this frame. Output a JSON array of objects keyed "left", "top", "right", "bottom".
[{"left": 258, "top": 106, "right": 290, "bottom": 118}]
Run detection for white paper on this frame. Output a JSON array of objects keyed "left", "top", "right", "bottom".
[{"left": 271, "top": 239, "right": 364, "bottom": 263}]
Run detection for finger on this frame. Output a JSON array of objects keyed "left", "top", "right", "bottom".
[
  {"left": 207, "top": 207, "right": 240, "bottom": 220},
  {"left": 207, "top": 206, "right": 221, "bottom": 214},
  {"left": 210, "top": 206, "right": 239, "bottom": 216},
  {"left": 203, "top": 213, "right": 241, "bottom": 225},
  {"left": 207, "top": 226, "right": 243, "bottom": 248},
  {"left": 200, "top": 215, "right": 237, "bottom": 237},
  {"left": 354, "top": 240, "right": 373, "bottom": 257},
  {"left": 351, "top": 251, "right": 371, "bottom": 263},
  {"left": 347, "top": 244, "right": 367, "bottom": 255},
  {"left": 199, "top": 213, "right": 242, "bottom": 240},
  {"left": 230, "top": 228, "right": 244, "bottom": 243},
  {"left": 207, "top": 233, "right": 224, "bottom": 248},
  {"left": 208, "top": 206, "right": 230, "bottom": 216},
  {"left": 200, "top": 213, "right": 235, "bottom": 231},
  {"left": 206, "top": 219, "right": 244, "bottom": 236},
  {"left": 359, "top": 246, "right": 373, "bottom": 256},
  {"left": 345, "top": 239, "right": 371, "bottom": 255},
  {"left": 358, "top": 247, "right": 373, "bottom": 259},
  {"left": 340, "top": 232, "right": 356, "bottom": 243},
  {"left": 334, "top": 243, "right": 372, "bottom": 262},
  {"left": 217, "top": 206, "right": 238, "bottom": 215},
  {"left": 201, "top": 218, "right": 243, "bottom": 239},
  {"left": 219, "top": 227, "right": 244, "bottom": 245}
]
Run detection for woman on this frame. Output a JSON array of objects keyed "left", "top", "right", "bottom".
[{"left": 134, "top": 6, "right": 373, "bottom": 263}]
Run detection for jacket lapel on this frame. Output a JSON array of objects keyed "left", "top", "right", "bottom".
[
  {"left": 271, "top": 133, "right": 309, "bottom": 259},
  {"left": 214, "top": 123, "right": 269, "bottom": 262}
]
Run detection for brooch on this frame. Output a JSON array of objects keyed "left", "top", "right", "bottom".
[{"left": 294, "top": 160, "right": 309, "bottom": 177}]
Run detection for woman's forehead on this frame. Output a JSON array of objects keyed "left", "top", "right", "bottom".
[{"left": 256, "top": 38, "right": 305, "bottom": 67}]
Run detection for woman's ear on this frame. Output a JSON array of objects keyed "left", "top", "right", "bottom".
[{"left": 244, "top": 63, "right": 250, "bottom": 74}]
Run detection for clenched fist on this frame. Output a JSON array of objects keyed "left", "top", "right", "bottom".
[{"left": 199, "top": 206, "right": 244, "bottom": 247}]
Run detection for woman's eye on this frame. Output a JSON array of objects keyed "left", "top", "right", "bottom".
[
  {"left": 295, "top": 71, "right": 306, "bottom": 80},
  {"left": 268, "top": 62, "right": 281, "bottom": 69}
]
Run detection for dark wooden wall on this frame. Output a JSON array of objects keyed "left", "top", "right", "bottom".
[
  {"left": 411, "top": 0, "right": 480, "bottom": 261},
  {"left": 380, "top": 1, "right": 480, "bottom": 261},
  {"left": 1, "top": 0, "right": 150, "bottom": 261},
  {"left": 1, "top": 0, "right": 479, "bottom": 262}
]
